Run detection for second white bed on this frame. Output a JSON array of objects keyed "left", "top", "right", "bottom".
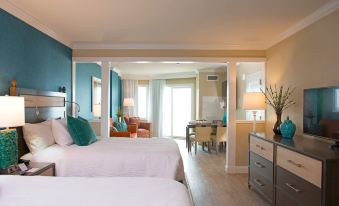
[
  {"left": 22, "top": 137, "right": 184, "bottom": 181},
  {"left": 0, "top": 176, "right": 192, "bottom": 206}
]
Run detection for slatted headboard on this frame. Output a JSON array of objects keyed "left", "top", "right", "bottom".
[{"left": 15, "top": 88, "right": 67, "bottom": 158}]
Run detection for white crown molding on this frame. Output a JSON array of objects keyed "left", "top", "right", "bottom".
[
  {"left": 120, "top": 72, "right": 197, "bottom": 80},
  {"left": 265, "top": 0, "right": 339, "bottom": 49},
  {"left": 72, "top": 42, "right": 267, "bottom": 50},
  {"left": 0, "top": 0, "right": 71, "bottom": 47}
]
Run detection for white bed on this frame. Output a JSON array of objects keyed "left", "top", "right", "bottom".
[
  {"left": 0, "top": 176, "right": 192, "bottom": 206},
  {"left": 22, "top": 137, "right": 185, "bottom": 181}
]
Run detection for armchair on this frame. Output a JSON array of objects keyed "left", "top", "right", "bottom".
[{"left": 124, "top": 117, "right": 152, "bottom": 138}]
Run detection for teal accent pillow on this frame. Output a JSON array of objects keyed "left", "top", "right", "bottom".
[
  {"left": 67, "top": 116, "right": 97, "bottom": 146},
  {"left": 0, "top": 129, "right": 18, "bottom": 169},
  {"left": 114, "top": 119, "right": 128, "bottom": 132}
]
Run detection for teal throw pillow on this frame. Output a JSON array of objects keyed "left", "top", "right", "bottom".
[
  {"left": 114, "top": 119, "right": 128, "bottom": 132},
  {"left": 67, "top": 116, "right": 97, "bottom": 146}
]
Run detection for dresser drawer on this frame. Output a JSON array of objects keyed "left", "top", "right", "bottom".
[
  {"left": 275, "top": 187, "right": 299, "bottom": 206},
  {"left": 249, "top": 170, "right": 273, "bottom": 203},
  {"left": 276, "top": 146, "right": 322, "bottom": 188},
  {"left": 249, "top": 152, "right": 273, "bottom": 181},
  {"left": 250, "top": 136, "right": 274, "bottom": 162},
  {"left": 276, "top": 166, "right": 321, "bottom": 206}
]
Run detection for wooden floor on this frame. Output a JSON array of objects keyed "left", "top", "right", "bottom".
[{"left": 175, "top": 139, "right": 269, "bottom": 206}]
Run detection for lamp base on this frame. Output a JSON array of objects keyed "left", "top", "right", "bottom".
[
  {"left": 0, "top": 129, "right": 19, "bottom": 169},
  {"left": 252, "top": 111, "right": 258, "bottom": 133}
]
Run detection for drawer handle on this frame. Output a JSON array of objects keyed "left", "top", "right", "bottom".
[
  {"left": 285, "top": 183, "right": 302, "bottom": 193},
  {"left": 287, "top": 160, "right": 303, "bottom": 168},
  {"left": 254, "top": 162, "right": 265, "bottom": 168},
  {"left": 254, "top": 178, "right": 265, "bottom": 187},
  {"left": 255, "top": 144, "right": 265, "bottom": 150}
]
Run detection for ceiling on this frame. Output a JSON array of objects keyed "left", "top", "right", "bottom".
[
  {"left": 112, "top": 62, "right": 226, "bottom": 79},
  {"left": 3, "top": 0, "right": 338, "bottom": 49}
]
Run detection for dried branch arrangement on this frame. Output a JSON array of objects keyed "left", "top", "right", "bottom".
[{"left": 261, "top": 85, "right": 296, "bottom": 114}]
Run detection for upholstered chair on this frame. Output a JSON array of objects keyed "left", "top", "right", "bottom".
[
  {"left": 211, "top": 127, "right": 227, "bottom": 153},
  {"left": 190, "top": 127, "right": 212, "bottom": 154},
  {"left": 125, "top": 117, "right": 152, "bottom": 138}
]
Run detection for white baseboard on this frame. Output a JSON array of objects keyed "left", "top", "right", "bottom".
[{"left": 225, "top": 165, "right": 248, "bottom": 174}]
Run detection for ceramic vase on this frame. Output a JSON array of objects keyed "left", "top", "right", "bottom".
[
  {"left": 273, "top": 112, "right": 282, "bottom": 135},
  {"left": 280, "top": 116, "right": 296, "bottom": 139}
]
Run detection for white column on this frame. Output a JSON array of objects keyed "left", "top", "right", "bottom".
[
  {"left": 101, "top": 61, "right": 111, "bottom": 138},
  {"left": 71, "top": 61, "right": 76, "bottom": 117},
  {"left": 226, "top": 60, "right": 237, "bottom": 173}
]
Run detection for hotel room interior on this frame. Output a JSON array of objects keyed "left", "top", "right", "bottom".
[{"left": 0, "top": 0, "right": 339, "bottom": 206}]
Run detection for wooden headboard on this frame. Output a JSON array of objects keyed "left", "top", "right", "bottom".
[{"left": 15, "top": 88, "right": 67, "bottom": 158}]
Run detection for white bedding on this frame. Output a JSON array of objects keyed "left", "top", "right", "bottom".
[
  {"left": 23, "top": 137, "right": 184, "bottom": 181},
  {"left": 0, "top": 176, "right": 192, "bottom": 206}
]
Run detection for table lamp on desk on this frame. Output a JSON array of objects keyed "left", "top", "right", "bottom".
[
  {"left": 0, "top": 96, "right": 25, "bottom": 170},
  {"left": 243, "top": 92, "right": 266, "bottom": 133}
]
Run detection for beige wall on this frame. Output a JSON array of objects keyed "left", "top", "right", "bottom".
[
  {"left": 236, "top": 121, "right": 265, "bottom": 166},
  {"left": 266, "top": 10, "right": 339, "bottom": 134},
  {"left": 198, "top": 71, "right": 227, "bottom": 119},
  {"left": 138, "top": 80, "right": 149, "bottom": 85}
]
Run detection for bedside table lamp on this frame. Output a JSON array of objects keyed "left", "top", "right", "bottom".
[
  {"left": 243, "top": 92, "right": 266, "bottom": 132},
  {"left": 0, "top": 96, "right": 25, "bottom": 169}
]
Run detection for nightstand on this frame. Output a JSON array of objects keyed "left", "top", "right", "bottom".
[{"left": 24, "top": 162, "right": 55, "bottom": 176}]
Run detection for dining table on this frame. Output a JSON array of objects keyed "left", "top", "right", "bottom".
[{"left": 186, "top": 122, "right": 227, "bottom": 152}]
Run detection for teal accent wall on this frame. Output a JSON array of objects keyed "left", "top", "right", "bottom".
[
  {"left": 76, "top": 63, "right": 122, "bottom": 120},
  {"left": 111, "top": 70, "right": 122, "bottom": 121},
  {"left": 0, "top": 9, "right": 72, "bottom": 101},
  {"left": 76, "top": 63, "right": 101, "bottom": 119}
]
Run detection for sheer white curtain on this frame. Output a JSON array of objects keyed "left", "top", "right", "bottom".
[
  {"left": 122, "top": 80, "right": 138, "bottom": 116},
  {"left": 149, "top": 79, "right": 165, "bottom": 137}
]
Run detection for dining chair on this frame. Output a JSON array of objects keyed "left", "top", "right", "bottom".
[
  {"left": 190, "top": 127, "right": 212, "bottom": 154},
  {"left": 211, "top": 127, "right": 227, "bottom": 154}
]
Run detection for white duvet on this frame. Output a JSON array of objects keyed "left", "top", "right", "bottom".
[
  {"left": 24, "top": 137, "right": 184, "bottom": 181},
  {"left": 0, "top": 176, "right": 192, "bottom": 206}
]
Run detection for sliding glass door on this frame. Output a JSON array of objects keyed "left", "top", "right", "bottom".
[{"left": 163, "top": 85, "right": 193, "bottom": 137}]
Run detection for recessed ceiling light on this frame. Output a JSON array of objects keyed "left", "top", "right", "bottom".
[
  {"left": 135, "top": 61, "right": 151, "bottom": 64},
  {"left": 161, "top": 61, "right": 195, "bottom": 64}
]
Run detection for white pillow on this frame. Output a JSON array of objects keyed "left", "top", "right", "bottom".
[
  {"left": 23, "top": 120, "right": 55, "bottom": 154},
  {"left": 52, "top": 118, "right": 73, "bottom": 146}
]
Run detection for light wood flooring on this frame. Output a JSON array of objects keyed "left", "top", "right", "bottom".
[{"left": 175, "top": 139, "right": 269, "bottom": 206}]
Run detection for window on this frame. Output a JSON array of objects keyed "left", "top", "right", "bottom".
[
  {"left": 335, "top": 89, "right": 339, "bottom": 112},
  {"left": 138, "top": 85, "right": 148, "bottom": 119},
  {"left": 163, "top": 85, "right": 193, "bottom": 137}
]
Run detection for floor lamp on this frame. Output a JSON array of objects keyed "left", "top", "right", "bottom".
[{"left": 243, "top": 92, "right": 266, "bottom": 133}]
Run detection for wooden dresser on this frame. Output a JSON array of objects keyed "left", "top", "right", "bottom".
[{"left": 248, "top": 133, "right": 339, "bottom": 206}]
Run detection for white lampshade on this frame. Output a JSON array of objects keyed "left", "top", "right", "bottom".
[
  {"left": 123, "top": 98, "right": 134, "bottom": 107},
  {"left": 0, "top": 96, "right": 25, "bottom": 127},
  {"left": 93, "top": 104, "right": 101, "bottom": 117},
  {"left": 243, "top": 92, "right": 266, "bottom": 110}
]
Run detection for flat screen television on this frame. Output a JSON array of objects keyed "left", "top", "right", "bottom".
[{"left": 304, "top": 86, "right": 339, "bottom": 147}]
